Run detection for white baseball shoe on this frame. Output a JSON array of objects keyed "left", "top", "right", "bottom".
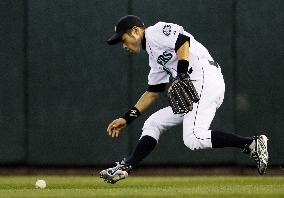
[
  {"left": 99, "top": 160, "right": 132, "bottom": 184},
  {"left": 243, "top": 135, "right": 269, "bottom": 175}
]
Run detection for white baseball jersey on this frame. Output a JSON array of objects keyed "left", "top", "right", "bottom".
[
  {"left": 141, "top": 22, "right": 225, "bottom": 150},
  {"left": 145, "top": 22, "right": 214, "bottom": 85}
]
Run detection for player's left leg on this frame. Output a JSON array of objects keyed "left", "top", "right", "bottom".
[
  {"left": 182, "top": 97, "right": 254, "bottom": 151},
  {"left": 182, "top": 60, "right": 268, "bottom": 174}
]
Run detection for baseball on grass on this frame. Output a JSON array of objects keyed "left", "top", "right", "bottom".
[{"left": 35, "top": 179, "right": 46, "bottom": 189}]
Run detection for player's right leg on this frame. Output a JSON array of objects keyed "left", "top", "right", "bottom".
[
  {"left": 99, "top": 160, "right": 131, "bottom": 184},
  {"left": 99, "top": 106, "right": 183, "bottom": 184}
]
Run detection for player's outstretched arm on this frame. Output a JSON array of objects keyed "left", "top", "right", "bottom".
[
  {"left": 106, "top": 91, "right": 160, "bottom": 138},
  {"left": 177, "top": 40, "right": 189, "bottom": 61},
  {"left": 134, "top": 91, "right": 160, "bottom": 113}
]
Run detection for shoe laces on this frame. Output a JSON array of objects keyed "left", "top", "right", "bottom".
[
  {"left": 251, "top": 152, "right": 260, "bottom": 164},
  {"left": 251, "top": 136, "right": 268, "bottom": 166},
  {"left": 257, "top": 138, "right": 268, "bottom": 163},
  {"left": 109, "top": 161, "right": 131, "bottom": 173}
]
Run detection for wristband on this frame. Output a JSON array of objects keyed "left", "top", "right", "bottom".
[
  {"left": 177, "top": 59, "right": 189, "bottom": 74},
  {"left": 122, "top": 107, "right": 141, "bottom": 125}
]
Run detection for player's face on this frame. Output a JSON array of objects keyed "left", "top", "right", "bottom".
[{"left": 121, "top": 27, "right": 142, "bottom": 54}]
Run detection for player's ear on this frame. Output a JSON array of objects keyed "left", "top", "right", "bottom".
[{"left": 131, "top": 26, "right": 140, "bottom": 37}]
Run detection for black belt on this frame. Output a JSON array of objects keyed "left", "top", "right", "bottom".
[{"left": 208, "top": 60, "right": 219, "bottom": 68}]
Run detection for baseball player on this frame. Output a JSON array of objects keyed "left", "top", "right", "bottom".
[{"left": 99, "top": 15, "right": 269, "bottom": 184}]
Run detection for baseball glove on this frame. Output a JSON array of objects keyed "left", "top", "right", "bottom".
[{"left": 167, "top": 73, "right": 200, "bottom": 114}]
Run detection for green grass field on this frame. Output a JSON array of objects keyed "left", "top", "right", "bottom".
[{"left": 0, "top": 176, "right": 283, "bottom": 198}]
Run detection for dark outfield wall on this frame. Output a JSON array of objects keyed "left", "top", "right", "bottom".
[
  {"left": 0, "top": 0, "right": 26, "bottom": 164},
  {"left": 0, "top": 0, "right": 283, "bottom": 166}
]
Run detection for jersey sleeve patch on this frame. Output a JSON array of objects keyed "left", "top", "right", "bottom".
[
  {"left": 163, "top": 24, "right": 172, "bottom": 36},
  {"left": 149, "top": 22, "right": 184, "bottom": 50}
]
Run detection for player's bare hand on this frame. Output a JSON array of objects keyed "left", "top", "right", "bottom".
[{"left": 106, "top": 118, "right": 127, "bottom": 138}]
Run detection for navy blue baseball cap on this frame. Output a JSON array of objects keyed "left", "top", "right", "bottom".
[{"left": 107, "top": 15, "right": 144, "bottom": 45}]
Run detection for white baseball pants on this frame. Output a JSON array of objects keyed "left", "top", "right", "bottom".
[{"left": 141, "top": 58, "right": 225, "bottom": 150}]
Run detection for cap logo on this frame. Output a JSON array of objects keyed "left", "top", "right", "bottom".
[{"left": 114, "top": 26, "right": 117, "bottom": 32}]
